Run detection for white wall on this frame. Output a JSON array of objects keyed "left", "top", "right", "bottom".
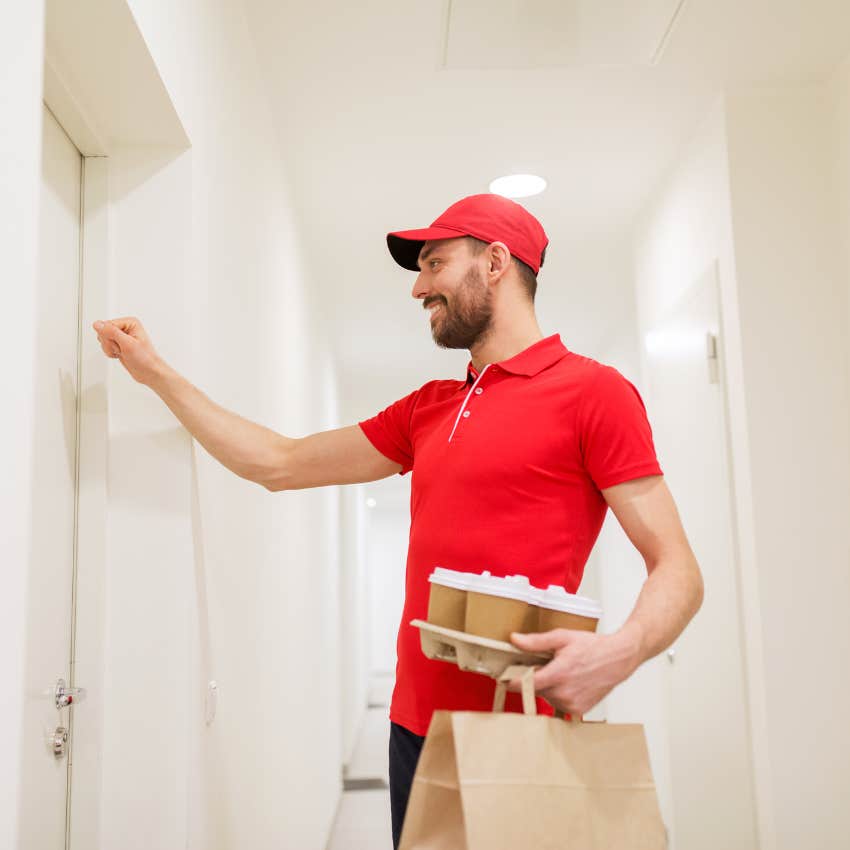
[
  {"left": 627, "top": 91, "right": 771, "bottom": 848},
  {"left": 723, "top": 83, "right": 850, "bottom": 850},
  {"left": 338, "top": 484, "right": 369, "bottom": 765},
  {"left": 366, "top": 496, "right": 410, "bottom": 676},
  {"left": 364, "top": 489, "right": 409, "bottom": 677},
  {"left": 105, "top": 2, "right": 345, "bottom": 845},
  {"left": 3, "top": 1, "right": 347, "bottom": 848},
  {"left": 626, "top": 83, "right": 850, "bottom": 850}
]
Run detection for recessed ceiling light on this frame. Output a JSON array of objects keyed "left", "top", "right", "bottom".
[
  {"left": 489, "top": 174, "right": 546, "bottom": 199},
  {"left": 366, "top": 497, "right": 377, "bottom": 508}
]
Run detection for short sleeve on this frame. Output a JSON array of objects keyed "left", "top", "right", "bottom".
[
  {"left": 577, "top": 366, "right": 663, "bottom": 490},
  {"left": 357, "top": 389, "right": 420, "bottom": 476}
]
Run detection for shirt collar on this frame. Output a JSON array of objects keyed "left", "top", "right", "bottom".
[{"left": 466, "top": 333, "right": 569, "bottom": 384}]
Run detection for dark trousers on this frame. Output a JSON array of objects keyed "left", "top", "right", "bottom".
[{"left": 388, "top": 721, "right": 426, "bottom": 849}]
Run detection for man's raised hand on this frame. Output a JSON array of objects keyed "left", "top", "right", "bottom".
[{"left": 92, "top": 316, "right": 163, "bottom": 386}]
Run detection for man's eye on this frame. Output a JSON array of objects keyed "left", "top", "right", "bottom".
[{"left": 430, "top": 260, "right": 439, "bottom": 268}]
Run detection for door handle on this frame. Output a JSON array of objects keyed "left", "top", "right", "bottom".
[{"left": 55, "top": 678, "right": 86, "bottom": 709}]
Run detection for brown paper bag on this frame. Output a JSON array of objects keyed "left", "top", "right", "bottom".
[{"left": 399, "top": 666, "right": 667, "bottom": 850}]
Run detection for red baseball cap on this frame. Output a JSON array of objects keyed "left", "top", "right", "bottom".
[{"left": 386, "top": 193, "right": 549, "bottom": 275}]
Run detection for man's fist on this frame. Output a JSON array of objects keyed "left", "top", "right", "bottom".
[{"left": 92, "top": 317, "right": 163, "bottom": 385}]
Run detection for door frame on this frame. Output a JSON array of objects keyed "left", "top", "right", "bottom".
[
  {"left": 641, "top": 258, "right": 774, "bottom": 850},
  {"left": 42, "top": 52, "right": 110, "bottom": 850}
]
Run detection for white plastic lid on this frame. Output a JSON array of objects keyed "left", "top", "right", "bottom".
[
  {"left": 538, "top": 585, "right": 602, "bottom": 618},
  {"left": 428, "top": 567, "right": 476, "bottom": 591},
  {"left": 503, "top": 574, "right": 541, "bottom": 605},
  {"left": 467, "top": 571, "right": 536, "bottom": 603}
]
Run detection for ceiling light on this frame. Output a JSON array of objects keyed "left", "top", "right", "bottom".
[
  {"left": 489, "top": 174, "right": 546, "bottom": 199},
  {"left": 366, "top": 497, "right": 377, "bottom": 508}
]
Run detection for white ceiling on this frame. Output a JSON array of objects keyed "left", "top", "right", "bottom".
[
  {"left": 243, "top": 0, "right": 850, "bottom": 445},
  {"left": 442, "top": 0, "right": 688, "bottom": 69}
]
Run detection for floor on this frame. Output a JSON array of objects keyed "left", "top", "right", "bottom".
[{"left": 326, "top": 675, "right": 395, "bottom": 850}]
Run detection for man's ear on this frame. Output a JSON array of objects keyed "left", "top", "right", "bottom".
[{"left": 488, "top": 241, "right": 511, "bottom": 277}]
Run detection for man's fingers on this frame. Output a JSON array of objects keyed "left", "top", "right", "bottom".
[
  {"left": 94, "top": 321, "right": 137, "bottom": 360},
  {"left": 510, "top": 628, "right": 575, "bottom": 653},
  {"left": 505, "top": 667, "right": 564, "bottom": 698},
  {"left": 532, "top": 663, "right": 563, "bottom": 693},
  {"left": 93, "top": 323, "right": 122, "bottom": 357},
  {"left": 94, "top": 320, "right": 128, "bottom": 342},
  {"left": 97, "top": 337, "right": 119, "bottom": 357}
]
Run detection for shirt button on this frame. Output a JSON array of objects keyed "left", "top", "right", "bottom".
[
  {"left": 474, "top": 387, "right": 483, "bottom": 395},
  {"left": 462, "top": 410, "right": 471, "bottom": 418}
]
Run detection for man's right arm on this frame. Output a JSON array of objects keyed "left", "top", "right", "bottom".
[
  {"left": 149, "top": 361, "right": 402, "bottom": 491},
  {"left": 93, "top": 317, "right": 402, "bottom": 491}
]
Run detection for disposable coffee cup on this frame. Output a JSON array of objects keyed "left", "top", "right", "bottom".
[
  {"left": 536, "top": 585, "right": 602, "bottom": 633},
  {"left": 506, "top": 575, "right": 541, "bottom": 633},
  {"left": 464, "top": 573, "right": 538, "bottom": 643},
  {"left": 427, "top": 568, "right": 473, "bottom": 631}
]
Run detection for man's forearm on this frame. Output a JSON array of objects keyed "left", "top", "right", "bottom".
[
  {"left": 614, "top": 548, "right": 704, "bottom": 674},
  {"left": 147, "top": 360, "right": 295, "bottom": 486}
]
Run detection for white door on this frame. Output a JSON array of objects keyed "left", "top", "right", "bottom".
[
  {"left": 644, "top": 262, "right": 759, "bottom": 850},
  {"left": 18, "top": 103, "right": 85, "bottom": 848}
]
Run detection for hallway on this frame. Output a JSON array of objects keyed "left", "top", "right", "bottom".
[{"left": 327, "top": 675, "right": 394, "bottom": 850}]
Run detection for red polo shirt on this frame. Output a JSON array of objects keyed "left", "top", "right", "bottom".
[{"left": 357, "top": 333, "right": 663, "bottom": 735}]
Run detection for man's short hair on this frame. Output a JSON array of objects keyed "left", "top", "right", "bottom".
[{"left": 465, "top": 236, "right": 538, "bottom": 303}]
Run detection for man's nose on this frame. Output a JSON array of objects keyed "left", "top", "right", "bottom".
[{"left": 411, "top": 273, "right": 427, "bottom": 300}]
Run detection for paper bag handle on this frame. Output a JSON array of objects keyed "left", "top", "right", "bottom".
[
  {"left": 493, "top": 665, "right": 537, "bottom": 715},
  {"left": 492, "top": 665, "right": 582, "bottom": 723}
]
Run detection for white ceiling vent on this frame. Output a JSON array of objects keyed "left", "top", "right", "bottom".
[{"left": 441, "top": 0, "right": 688, "bottom": 69}]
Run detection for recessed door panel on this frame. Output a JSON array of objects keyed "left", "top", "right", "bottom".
[{"left": 18, "top": 103, "right": 83, "bottom": 848}]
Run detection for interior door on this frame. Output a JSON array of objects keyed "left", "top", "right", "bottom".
[
  {"left": 18, "top": 103, "right": 84, "bottom": 848},
  {"left": 644, "top": 262, "right": 759, "bottom": 849}
]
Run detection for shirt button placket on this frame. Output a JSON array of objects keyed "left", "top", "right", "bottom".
[{"left": 450, "top": 364, "right": 495, "bottom": 443}]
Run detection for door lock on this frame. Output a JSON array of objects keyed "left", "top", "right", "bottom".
[
  {"left": 52, "top": 726, "right": 68, "bottom": 758},
  {"left": 55, "top": 678, "right": 87, "bottom": 709}
]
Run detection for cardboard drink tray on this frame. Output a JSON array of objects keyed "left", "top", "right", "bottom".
[{"left": 410, "top": 619, "right": 553, "bottom": 679}]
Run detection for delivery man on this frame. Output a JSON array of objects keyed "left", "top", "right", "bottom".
[{"left": 93, "top": 193, "right": 704, "bottom": 849}]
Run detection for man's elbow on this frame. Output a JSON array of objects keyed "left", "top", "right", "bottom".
[
  {"left": 689, "top": 554, "right": 705, "bottom": 616},
  {"left": 652, "top": 546, "right": 704, "bottom": 618},
  {"left": 262, "top": 469, "right": 292, "bottom": 492},
  {"left": 260, "top": 440, "right": 297, "bottom": 492}
]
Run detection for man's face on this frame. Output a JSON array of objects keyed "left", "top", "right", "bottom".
[{"left": 413, "top": 238, "right": 494, "bottom": 350}]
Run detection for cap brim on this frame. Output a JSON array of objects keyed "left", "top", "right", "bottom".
[{"left": 386, "top": 225, "right": 468, "bottom": 271}]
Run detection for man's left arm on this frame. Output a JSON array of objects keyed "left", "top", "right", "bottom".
[{"left": 509, "top": 474, "right": 704, "bottom": 716}]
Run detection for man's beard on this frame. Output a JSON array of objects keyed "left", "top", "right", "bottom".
[{"left": 430, "top": 263, "right": 493, "bottom": 350}]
